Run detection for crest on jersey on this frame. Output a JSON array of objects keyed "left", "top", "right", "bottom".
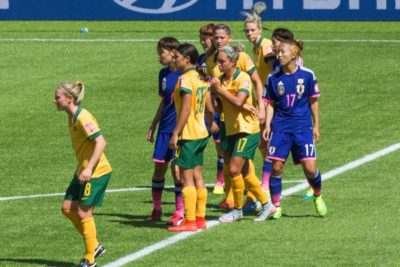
[
  {"left": 277, "top": 81, "right": 285, "bottom": 96},
  {"left": 161, "top": 77, "right": 167, "bottom": 91},
  {"left": 269, "top": 146, "right": 276, "bottom": 155},
  {"left": 296, "top": 79, "right": 305, "bottom": 98}
]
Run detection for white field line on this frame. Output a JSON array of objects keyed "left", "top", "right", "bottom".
[
  {"left": 0, "top": 180, "right": 306, "bottom": 202},
  {"left": 103, "top": 142, "right": 400, "bottom": 267},
  {"left": 0, "top": 38, "right": 399, "bottom": 43}
]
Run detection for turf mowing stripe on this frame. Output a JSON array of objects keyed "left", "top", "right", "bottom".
[
  {"left": 0, "top": 180, "right": 305, "bottom": 201},
  {"left": 0, "top": 38, "right": 399, "bottom": 43},
  {"left": 102, "top": 142, "right": 400, "bottom": 267}
]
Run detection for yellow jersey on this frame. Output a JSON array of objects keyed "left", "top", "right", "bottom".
[
  {"left": 253, "top": 36, "right": 274, "bottom": 86},
  {"left": 174, "top": 68, "right": 209, "bottom": 140},
  {"left": 218, "top": 68, "right": 260, "bottom": 136},
  {"left": 68, "top": 107, "right": 112, "bottom": 178}
]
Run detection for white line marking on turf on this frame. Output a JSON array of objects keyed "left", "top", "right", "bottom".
[
  {"left": 102, "top": 142, "right": 400, "bottom": 267},
  {"left": 0, "top": 38, "right": 399, "bottom": 43},
  {"left": 0, "top": 181, "right": 305, "bottom": 202}
]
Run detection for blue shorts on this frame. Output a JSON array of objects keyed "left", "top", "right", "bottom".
[
  {"left": 205, "top": 111, "right": 221, "bottom": 142},
  {"left": 153, "top": 132, "right": 175, "bottom": 163},
  {"left": 267, "top": 131, "right": 316, "bottom": 164}
]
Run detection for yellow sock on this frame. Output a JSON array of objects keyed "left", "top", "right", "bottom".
[
  {"left": 183, "top": 186, "right": 197, "bottom": 221},
  {"left": 244, "top": 170, "right": 267, "bottom": 205},
  {"left": 223, "top": 164, "right": 234, "bottom": 203},
  {"left": 231, "top": 175, "right": 245, "bottom": 209},
  {"left": 62, "top": 209, "right": 83, "bottom": 236},
  {"left": 196, "top": 187, "right": 208, "bottom": 218},
  {"left": 245, "top": 160, "right": 257, "bottom": 201},
  {"left": 81, "top": 217, "right": 97, "bottom": 263}
]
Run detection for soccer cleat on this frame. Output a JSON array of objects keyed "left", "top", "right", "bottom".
[
  {"left": 167, "top": 212, "right": 184, "bottom": 226},
  {"left": 219, "top": 209, "right": 243, "bottom": 223},
  {"left": 303, "top": 187, "right": 314, "bottom": 200},
  {"left": 77, "top": 258, "right": 96, "bottom": 267},
  {"left": 242, "top": 198, "right": 262, "bottom": 213},
  {"left": 218, "top": 198, "right": 234, "bottom": 210},
  {"left": 254, "top": 201, "right": 276, "bottom": 222},
  {"left": 167, "top": 220, "right": 197, "bottom": 232},
  {"left": 313, "top": 195, "right": 327, "bottom": 217},
  {"left": 145, "top": 209, "right": 162, "bottom": 222},
  {"left": 94, "top": 244, "right": 105, "bottom": 259},
  {"left": 213, "top": 184, "right": 224, "bottom": 195},
  {"left": 272, "top": 206, "right": 282, "bottom": 220},
  {"left": 196, "top": 217, "right": 207, "bottom": 229}
]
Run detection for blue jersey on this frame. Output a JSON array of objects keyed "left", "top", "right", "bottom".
[
  {"left": 265, "top": 66, "right": 320, "bottom": 133},
  {"left": 197, "top": 52, "right": 207, "bottom": 75},
  {"left": 158, "top": 67, "right": 182, "bottom": 133}
]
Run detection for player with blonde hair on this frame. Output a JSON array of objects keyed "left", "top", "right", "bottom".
[{"left": 54, "top": 81, "right": 111, "bottom": 267}]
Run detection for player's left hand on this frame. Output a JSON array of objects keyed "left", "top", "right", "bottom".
[
  {"left": 313, "top": 127, "right": 320, "bottom": 144},
  {"left": 79, "top": 168, "right": 92, "bottom": 184},
  {"left": 169, "top": 133, "right": 179, "bottom": 150}
]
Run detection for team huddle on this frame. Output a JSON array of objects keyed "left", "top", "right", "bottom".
[{"left": 54, "top": 8, "right": 327, "bottom": 267}]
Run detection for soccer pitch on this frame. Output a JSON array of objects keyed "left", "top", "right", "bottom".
[{"left": 0, "top": 21, "right": 399, "bottom": 266}]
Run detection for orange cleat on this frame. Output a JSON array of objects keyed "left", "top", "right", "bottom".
[
  {"left": 167, "top": 220, "right": 197, "bottom": 232},
  {"left": 196, "top": 217, "right": 207, "bottom": 230}
]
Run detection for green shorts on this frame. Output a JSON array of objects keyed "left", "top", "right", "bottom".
[
  {"left": 175, "top": 137, "right": 209, "bottom": 169},
  {"left": 64, "top": 172, "right": 111, "bottom": 207},
  {"left": 224, "top": 132, "right": 260, "bottom": 160}
]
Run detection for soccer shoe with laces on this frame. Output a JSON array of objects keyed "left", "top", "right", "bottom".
[
  {"left": 145, "top": 209, "right": 162, "bottom": 222},
  {"left": 167, "top": 212, "right": 184, "bottom": 226},
  {"left": 313, "top": 195, "right": 327, "bottom": 217},
  {"left": 218, "top": 198, "right": 234, "bottom": 210},
  {"left": 77, "top": 258, "right": 96, "bottom": 267},
  {"left": 242, "top": 198, "right": 262, "bottom": 213},
  {"left": 254, "top": 201, "right": 275, "bottom": 222},
  {"left": 94, "top": 244, "right": 105, "bottom": 259},
  {"left": 167, "top": 220, "right": 197, "bottom": 232},
  {"left": 219, "top": 209, "right": 243, "bottom": 223},
  {"left": 303, "top": 187, "right": 314, "bottom": 200},
  {"left": 196, "top": 217, "right": 207, "bottom": 229},
  {"left": 212, "top": 184, "right": 224, "bottom": 195}
]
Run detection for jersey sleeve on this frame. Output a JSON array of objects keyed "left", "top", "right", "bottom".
[
  {"left": 179, "top": 76, "right": 193, "bottom": 95},
  {"left": 239, "top": 52, "right": 256, "bottom": 76},
  {"left": 78, "top": 114, "right": 101, "bottom": 140},
  {"left": 158, "top": 69, "right": 164, "bottom": 97},
  {"left": 308, "top": 73, "right": 320, "bottom": 99},
  {"left": 263, "top": 76, "right": 275, "bottom": 103},
  {"left": 237, "top": 76, "right": 252, "bottom": 96}
]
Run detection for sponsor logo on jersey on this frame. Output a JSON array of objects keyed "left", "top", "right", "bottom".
[{"left": 162, "top": 77, "right": 167, "bottom": 91}]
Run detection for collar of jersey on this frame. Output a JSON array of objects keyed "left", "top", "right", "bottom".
[
  {"left": 223, "top": 67, "right": 241, "bottom": 81},
  {"left": 254, "top": 36, "right": 264, "bottom": 50},
  {"left": 72, "top": 106, "right": 82, "bottom": 123},
  {"left": 182, "top": 67, "right": 196, "bottom": 74}
]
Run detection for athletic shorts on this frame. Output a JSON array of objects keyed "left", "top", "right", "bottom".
[
  {"left": 205, "top": 111, "right": 221, "bottom": 142},
  {"left": 153, "top": 132, "right": 175, "bottom": 163},
  {"left": 267, "top": 130, "right": 316, "bottom": 164},
  {"left": 175, "top": 137, "right": 209, "bottom": 169},
  {"left": 64, "top": 172, "right": 111, "bottom": 207},
  {"left": 223, "top": 132, "right": 260, "bottom": 160}
]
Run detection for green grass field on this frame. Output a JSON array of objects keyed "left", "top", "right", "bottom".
[{"left": 0, "top": 21, "right": 399, "bottom": 266}]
